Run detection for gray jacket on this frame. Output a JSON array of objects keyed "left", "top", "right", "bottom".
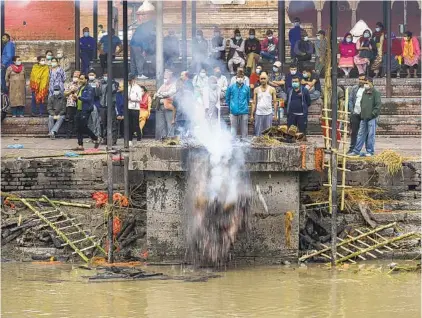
[
  {"left": 47, "top": 93, "right": 66, "bottom": 116},
  {"left": 100, "top": 80, "right": 119, "bottom": 108},
  {"left": 348, "top": 85, "right": 360, "bottom": 113}
]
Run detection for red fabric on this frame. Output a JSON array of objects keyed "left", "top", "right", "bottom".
[
  {"left": 10, "top": 64, "right": 23, "bottom": 73},
  {"left": 401, "top": 37, "right": 421, "bottom": 59},
  {"left": 261, "top": 37, "right": 279, "bottom": 52},
  {"left": 139, "top": 93, "right": 149, "bottom": 110},
  {"left": 382, "top": 38, "right": 402, "bottom": 56},
  {"left": 339, "top": 42, "right": 356, "bottom": 58},
  {"left": 250, "top": 73, "right": 259, "bottom": 86}
]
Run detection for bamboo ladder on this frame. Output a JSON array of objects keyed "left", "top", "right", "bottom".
[
  {"left": 299, "top": 222, "right": 420, "bottom": 264},
  {"left": 20, "top": 196, "right": 107, "bottom": 263}
]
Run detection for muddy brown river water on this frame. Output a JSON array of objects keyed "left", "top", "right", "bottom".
[{"left": 1, "top": 262, "right": 420, "bottom": 318}]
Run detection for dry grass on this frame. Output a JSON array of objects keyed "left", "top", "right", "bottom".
[
  {"left": 370, "top": 150, "right": 404, "bottom": 175},
  {"left": 251, "top": 135, "right": 282, "bottom": 146}
]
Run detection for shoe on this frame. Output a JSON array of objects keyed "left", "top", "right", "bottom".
[
  {"left": 346, "top": 151, "right": 354, "bottom": 156},
  {"left": 50, "top": 132, "right": 56, "bottom": 140},
  {"left": 363, "top": 153, "right": 373, "bottom": 157},
  {"left": 348, "top": 152, "right": 359, "bottom": 157},
  {"left": 19, "top": 115, "right": 24, "bottom": 118},
  {"left": 129, "top": 141, "right": 133, "bottom": 147},
  {"left": 137, "top": 74, "right": 149, "bottom": 80},
  {"left": 73, "top": 146, "right": 84, "bottom": 151}
]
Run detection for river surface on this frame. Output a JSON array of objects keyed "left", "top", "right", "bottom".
[{"left": 1, "top": 261, "right": 420, "bottom": 318}]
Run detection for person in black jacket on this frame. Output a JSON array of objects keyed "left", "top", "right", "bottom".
[
  {"left": 99, "top": 72, "right": 119, "bottom": 145},
  {"left": 208, "top": 26, "right": 226, "bottom": 70},
  {"left": 286, "top": 76, "right": 311, "bottom": 138},
  {"left": 244, "top": 28, "right": 261, "bottom": 76},
  {"left": 163, "top": 30, "right": 180, "bottom": 69},
  {"left": 74, "top": 74, "right": 99, "bottom": 150},
  {"left": 47, "top": 85, "right": 66, "bottom": 139}
]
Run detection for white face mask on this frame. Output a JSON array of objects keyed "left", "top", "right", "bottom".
[
  {"left": 40, "top": 61, "right": 46, "bottom": 65},
  {"left": 235, "top": 36, "right": 241, "bottom": 41},
  {"left": 53, "top": 91, "right": 60, "bottom": 96},
  {"left": 51, "top": 62, "right": 58, "bottom": 67},
  {"left": 317, "top": 35, "right": 321, "bottom": 40},
  {"left": 364, "top": 84, "right": 370, "bottom": 90},
  {"left": 249, "top": 35, "right": 255, "bottom": 39},
  {"left": 256, "top": 69, "right": 261, "bottom": 74},
  {"left": 267, "top": 36, "right": 273, "bottom": 40},
  {"left": 200, "top": 72, "right": 206, "bottom": 78},
  {"left": 15, "top": 61, "right": 22, "bottom": 66},
  {"left": 73, "top": 77, "right": 79, "bottom": 83},
  {"left": 346, "top": 38, "right": 352, "bottom": 43},
  {"left": 236, "top": 78, "right": 244, "bottom": 84},
  {"left": 273, "top": 67, "right": 279, "bottom": 72},
  {"left": 290, "top": 70, "right": 297, "bottom": 75},
  {"left": 375, "top": 27, "right": 380, "bottom": 32},
  {"left": 88, "top": 75, "right": 95, "bottom": 81},
  {"left": 294, "top": 22, "right": 300, "bottom": 27},
  {"left": 304, "top": 36, "right": 309, "bottom": 41},
  {"left": 57, "top": 53, "right": 63, "bottom": 58},
  {"left": 164, "top": 78, "right": 170, "bottom": 83}
]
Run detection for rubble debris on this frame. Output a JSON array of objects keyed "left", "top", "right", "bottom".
[{"left": 251, "top": 125, "right": 305, "bottom": 145}]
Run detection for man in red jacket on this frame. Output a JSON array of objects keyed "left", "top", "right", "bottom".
[{"left": 260, "top": 30, "right": 278, "bottom": 62}]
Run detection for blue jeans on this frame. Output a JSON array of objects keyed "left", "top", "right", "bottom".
[
  {"left": 11, "top": 107, "right": 25, "bottom": 116},
  {"left": 260, "top": 51, "right": 277, "bottom": 62},
  {"left": 31, "top": 92, "right": 45, "bottom": 115},
  {"left": 353, "top": 118, "right": 377, "bottom": 155},
  {"left": 48, "top": 115, "right": 65, "bottom": 134}
]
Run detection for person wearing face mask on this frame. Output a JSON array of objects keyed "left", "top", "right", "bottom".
[
  {"left": 347, "top": 74, "right": 367, "bottom": 154},
  {"left": 226, "top": 69, "right": 250, "bottom": 139},
  {"left": 251, "top": 72, "right": 277, "bottom": 136},
  {"left": 229, "top": 67, "right": 250, "bottom": 87},
  {"left": 293, "top": 30, "right": 313, "bottom": 69},
  {"left": 301, "top": 67, "right": 321, "bottom": 101},
  {"left": 213, "top": 66, "right": 228, "bottom": 96},
  {"left": 269, "top": 61, "right": 287, "bottom": 105},
  {"left": 1, "top": 33, "right": 15, "bottom": 93},
  {"left": 74, "top": 74, "right": 100, "bottom": 150},
  {"left": 99, "top": 72, "right": 119, "bottom": 145},
  {"left": 155, "top": 69, "right": 177, "bottom": 140},
  {"left": 80, "top": 27, "right": 96, "bottom": 75},
  {"left": 163, "top": 30, "right": 180, "bottom": 69},
  {"left": 203, "top": 76, "right": 222, "bottom": 123},
  {"left": 381, "top": 33, "right": 402, "bottom": 78},
  {"left": 289, "top": 17, "right": 304, "bottom": 59},
  {"left": 401, "top": 31, "right": 420, "bottom": 78},
  {"left": 209, "top": 26, "right": 226, "bottom": 69},
  {"left": 47, "top": 85, "right": 66, "bottom": 139},
  {"left": 286, "top": 76, "right": 311, "bottom": 138},
  {"left": 354, "top": 29, "right": 373, "bottom": 75},
  {"left": 139, "top": 85, "right": 152, "bottom": 137},
  {"left": 30, "top": 56, "right": 50, "bottom": 116},
  {"left": 64, "top": 71, "right": 81, "bottom": 138},
  {"left": 339, "top": 33, "right": 357, "bottom": 78},
  {"left": 127, "top": 74, "right": 143, "bottom": 146},
  {"left": 249, "top": 65, "right": 262, "bottom": 90},
  {"left": 260, "top": 30, "right": 278, "bottom": 63},
  {"left": 48, "top": 57, "right": 66, "bottom": 97},
  {"left": 86, "top": 69, "right": 102, "bottom": 141},
  {"left": 285, "top": 64, "right": 302, "bottom": 90},
  {"left": 228, "top": 29, "right": 246, "bottom": 75},
  {"left": 370, "top": 22, "right": 385, "bottom": 77},
  {"left": 56, "top": 49, "right": 71, "bottom": 81},
  {"left": 130, "top": 0, "right": 156, "bottom": 79},
  {"left": 98, "top": 28, "right": 122, "bottom": 75},
  {"left": 45, "top": 50, "right": 53, "bottom": 67},
  {"left": 172, "top": 79, "right": 193, "bottom": 138},
  {"left": 349, "top": 77, "right": 381, "bottom": 157},
  {"left": 314, "top": 30, "right": 327, "bottom": 75},
  {"left": 193, "top": 68, "right": 209, "bottom": 111},
  {"left": 115, "top": 82, "right": 125, "bottom": 138},
  {"left": 244, "top": 28, "right": 261, "bottom": 76},
  {"left": 5, "top": 56, "right": 25, "bottom": 117},
  {"left": 191, "top": 30, "right": 209, "bottom": 75}
]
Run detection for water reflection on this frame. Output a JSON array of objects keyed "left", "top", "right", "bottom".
[{"left": 1, "top": 262, "right": 420, "bottom": 318}]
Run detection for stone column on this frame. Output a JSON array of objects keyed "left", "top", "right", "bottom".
[
  {"left": 317, "top": 9, "right": 322, "bottom": 31},
  {"left": 349, "top": 0, "right": 359, "bottom": 28}
]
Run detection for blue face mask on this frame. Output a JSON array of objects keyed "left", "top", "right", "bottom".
[
  {"left": 292, "top": 82, "right": 300, "bottom": 89},
  {"left": 84, "top": 32, "right": 89, "bottom": 37},
  {"left": 303, "top": 73, "right": 309, "bottom": 78},
  {"left": 103, "top": 77, "right": 108, "bottom": 82},
  {"left": 249, "top": 35, "right": 255, "bottom": 39}
]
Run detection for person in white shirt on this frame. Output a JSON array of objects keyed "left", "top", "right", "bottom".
[
  {"left": 128, "top": 74, "right": 144, "bottom": 146},
  {"left": 251, "top": 72, "right": 277, "bottom": 136},
  {"left": 347, "top": 74, "right": 366, "bottom": 154},
  {"left": 227, "top": 29, "right": 245, "bottom": 75},
  {"left": 213, "top": 66, "right": 228, "bottom": 97}
]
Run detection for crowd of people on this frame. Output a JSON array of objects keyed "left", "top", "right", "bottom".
[{"left": 0, "top": 2, "right": 420, "bottom": 153}]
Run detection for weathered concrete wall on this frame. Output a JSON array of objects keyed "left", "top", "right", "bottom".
[{"left": 130, "top": 142, "right": 317, "bottom": 172}]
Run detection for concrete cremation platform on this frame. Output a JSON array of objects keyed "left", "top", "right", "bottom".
[{"left": 129, "top": 141, "right": 317, "bottom": 263}]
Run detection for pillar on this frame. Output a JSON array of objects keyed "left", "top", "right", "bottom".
[
  {"left": 191, "top": 0, "right": 197, "bottom": 39},
  {"left": 182, "top": 0, "right": 188, "bottom": 70},
  {"left": 156, "top": 0, "right": 164, "bottom": 85},
  {"left": 75, "top": 0, "right": 80, "bottom": 71},
  {"left": 278, "top": 0, "right": 286, "bottom": 64},
  {"left": 93, "top": 0, "right": 98, "bottom": 60},
  {"left": 317, "top": 9, "right": 322, "bottom": 31}
]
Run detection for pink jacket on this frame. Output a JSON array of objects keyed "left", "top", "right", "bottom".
[
  {"left": 401, "top": 37, "right": 421, "bottom": 59},
  {"left": 261, "top": 37, "right": 279, "bottom": 52},
  {"left": 339, "top": 42, "right": 357, "bottom": 58}
]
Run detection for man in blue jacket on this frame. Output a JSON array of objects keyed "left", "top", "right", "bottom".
[
  {"left": 79, "top": 27, "right": 96, "bottom": 75},
  {"left": 75, "top": 74, "right": 100, "bottom": 150},
  {"left": 286, "top": 76, "right": 311, "bottom": 138},
  {"left": 226, "top": 69, "right": 250, "bottom": 139},
  {"left": 1, "top": 33, "right": 15, "bottom": 93},
  {"left": 288, "top": 17, "right": 304, "bottom": 59}
]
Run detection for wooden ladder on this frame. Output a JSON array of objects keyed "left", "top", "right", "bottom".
[
  {"left": 299, "top": 222, "right": 420, "bottom": 264},
  {"left": 21, "top": 195, "right": 106, "bottom": 263}
]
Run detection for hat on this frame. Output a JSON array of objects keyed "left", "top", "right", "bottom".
[
  {"left": 137, "top": 0, "right": 155, "bottom": 13},
  {"left": 317, "top": 30, "right": 326, "bottom": 36},
  {"left": 273, "top": 61, "right": 282, "bottom": 68},
  {"left": 293, "top": 17, "right": 301, "bottom": 23}
]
